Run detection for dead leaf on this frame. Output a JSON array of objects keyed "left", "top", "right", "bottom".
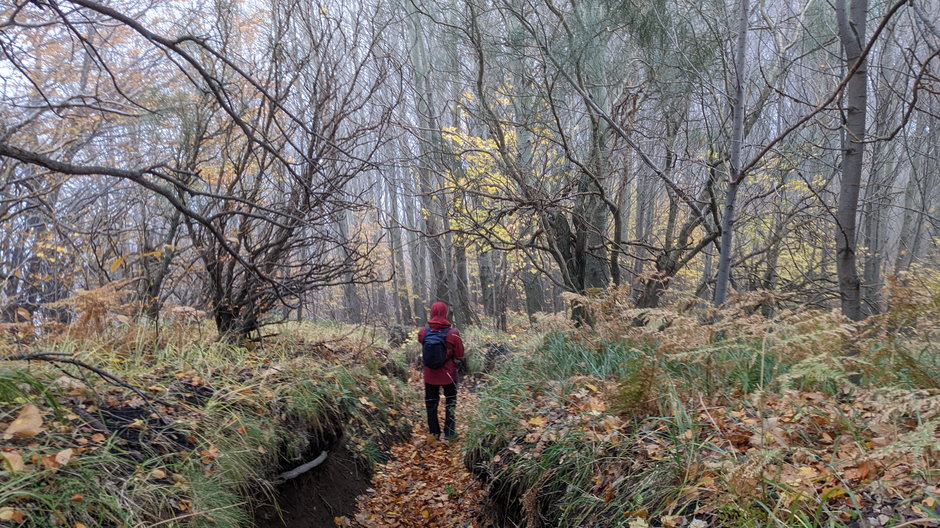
[
  {"left": 0, "top": 507, "right": 26, "bottom": 523},
  {"left": 797, "top": 465, "right": 818, "bottom": 479},
  {"left": 200, "top": 445, "right": 221, "bottom": 464},
  {"left": 528, "top": 416, "right": 547, "bottom": 427},
  {"left": 661, "top": 516, "right": 685, "bottom": 527},
  {"left": 4, "top": 404, "right": 43, "bottom": 439},
  {"left": 822, "top": 486, "right": 847, "bottom": 499},
  {"left": 54, "top": 448, "right": 74, "bottom": 466},
  {"left": 1, "top": 451, "right": 25, "bottom": 472},
  {"left": 843, "top": 460, "right": 877, "bottom": 481},
  {"left": 54, "top": 376, "right": 86, "bottom": 390}
]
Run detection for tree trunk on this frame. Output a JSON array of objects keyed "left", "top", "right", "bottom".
[
  {"left": 631, "top": 171, "right": 654, "bottom": 300},
  {"left": 452, "top": 242, "right": 475, "bottom": 326},
  {"left": 339, "top": 209, "right": 362, "bottom": 324},
  {"left": 141, "top": 209, "right": 183, "bottom": 320},
  {"left": 493, "top": 252, "right": 509, "bottom": 331},
  {"left": 408, "top": 194, "right": 428, "bottom": 325},
  {"left": 387, "top": 173, "right": 413, "bottom": 324},
  {"left": 713, "top": 0, "right": 749, "bottom": 306},
  {"left": 835, "top": 0, "right": 868, "bottom": 322},
  {"left": 478, "top": 250, "right": 495, "bottom": 317},
  {"left": 521, "top": 269, "right": 545, "bottom": 322},
  {"left": 407, "top": 7, "right": 452, "bottom": 308}
]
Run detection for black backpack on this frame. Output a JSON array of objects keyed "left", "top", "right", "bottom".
[{"left": 422, "top": 327, "right": 450, "bottom": 369}]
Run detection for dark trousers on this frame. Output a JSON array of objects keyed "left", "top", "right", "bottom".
[{"left": 425, "top": 382, "right": 457, "bottom": 437}]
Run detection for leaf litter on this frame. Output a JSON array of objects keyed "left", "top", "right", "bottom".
[
  {"left": 475, "top": 371, "right": 940, "bottom": 527},
  {"left": 339, "top": 383, "right": 488, "bottom": 528}
]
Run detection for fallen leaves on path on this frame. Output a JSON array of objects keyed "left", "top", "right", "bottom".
[{"left": 339, "top": 387, "right": 488, "bottom": 528}]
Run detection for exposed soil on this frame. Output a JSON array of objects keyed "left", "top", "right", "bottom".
[
  {"left": 255, "top": 371, "right": 496, "bottom": 528},
  {"left": 253, "top": 445, "right": 371, "bottom": 528}
]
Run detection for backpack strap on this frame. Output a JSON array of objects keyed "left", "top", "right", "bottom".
[{"left": 442, "top": 327, "right": 452, "bottom": 360}]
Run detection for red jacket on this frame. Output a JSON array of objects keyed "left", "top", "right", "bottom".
[{"left": 418, "top": 302, "right": 464, "bottom": 385}]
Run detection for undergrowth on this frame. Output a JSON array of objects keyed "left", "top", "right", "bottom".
[
  {"left": 0, "top": 321, "right": 417, "bottom": 527},
  {"left": 465, "top": 275, "right": 940, "bottom": 527}
]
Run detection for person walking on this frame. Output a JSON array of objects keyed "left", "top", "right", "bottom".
[{"left": 418, "top": 301, "right": 464, "bottom": 441}]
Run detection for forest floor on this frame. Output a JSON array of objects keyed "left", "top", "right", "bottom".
[
  {"left": 0, "top": 321, "right": 420, "bottom": 527},
  {"left": 3, "top": 291, "right": 938, "bottom": 528},
  {"left": 337, "top": 375, "right": 490, "bottom": 528}
]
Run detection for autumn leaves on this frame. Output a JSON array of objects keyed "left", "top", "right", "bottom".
[{"left": 339, "top": 388, "right": 488, "bottom": 528}]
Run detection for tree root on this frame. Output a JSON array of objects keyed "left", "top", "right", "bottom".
[{"left": 272, "top": 451, "right": 329, "bottom": 484}]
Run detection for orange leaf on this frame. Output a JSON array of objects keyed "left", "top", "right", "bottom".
[{"left": 110, "top": 254, "right": 125, "bottom": 272}]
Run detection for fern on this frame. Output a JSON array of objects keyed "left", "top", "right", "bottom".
[
  {"left": 612, "top": 353, "right": 660, "bottom": 417},
  {"left": 46, "top": 279, "right": 138, "bottom": 336}
]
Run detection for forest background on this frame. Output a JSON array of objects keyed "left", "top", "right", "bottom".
[{"left": 1, "top": 0, "right": 938, "bottom": 334}]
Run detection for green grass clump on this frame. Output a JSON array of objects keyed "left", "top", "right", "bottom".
[{"left": 464, "top": 335, "right": 695, "bottom": 526}]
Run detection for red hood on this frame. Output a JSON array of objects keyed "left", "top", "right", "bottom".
[{"left": 427, "top": 301, "right": 452, "bottom": 329}]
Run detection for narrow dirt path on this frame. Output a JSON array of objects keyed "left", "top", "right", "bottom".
[{"left": 337, "top": 383, "right": 488, "bottom": 528}]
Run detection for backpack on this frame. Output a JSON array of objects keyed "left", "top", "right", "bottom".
[{"left": 422, "top": 327, "right": 450, "bottom": 369}]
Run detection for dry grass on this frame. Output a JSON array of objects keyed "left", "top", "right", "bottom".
[
  {"left": 0, "top": 320, "right": 416, "bottom": 527},
  {"left": 464, "top": 272, "right": 940, "bottom": 527}
]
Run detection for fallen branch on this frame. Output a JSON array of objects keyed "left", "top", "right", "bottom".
[
  {"left": 70, "top": 401, "right": 110, "bottom": 433},
  {"left": 272, "top": 450, "right": 329, "bottom": 484}
]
